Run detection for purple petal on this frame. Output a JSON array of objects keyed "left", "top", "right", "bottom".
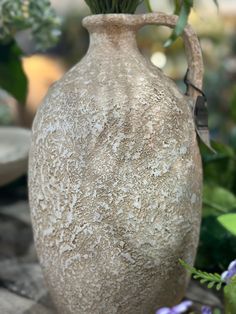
[
  {"left": 172, "top": 300, "right": 193, "bottom": 313},
  {"left": 226, "top": 268, "right": 236, "bottom": 281},
  {"left": 221, "top": 270, "right": 228, "bottom": 281},
  {"left": 228, "top": 260, "right": 236, "bottom": 271},
  {"left": 201, "top": 306, "right": 212, "bottom": 314},
  {"left": 221, "top": 259, "right": 236, "bottom": 283},
  {"left": 156, "top": 308, "right": 171, "bottom": 314}
]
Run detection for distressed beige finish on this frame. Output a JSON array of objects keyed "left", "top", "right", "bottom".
[{"left": 29, "top": 13, "right": 203, "bottom": 314}]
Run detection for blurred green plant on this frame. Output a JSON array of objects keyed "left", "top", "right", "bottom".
[
  {"left": 196, "top": 141, "right": 236, "bottom": 272},
  {"left": 0, "top": 40, "right": 27, "bottom": 103},
  {"left": 180, "top": 259, "right": 236, "bottom": 314},
  {"left": 84, "top": 0, "right": 143, "bottom": 14},
  {"left": 0, "top": 0, "right": 61, "bottom": 103}
]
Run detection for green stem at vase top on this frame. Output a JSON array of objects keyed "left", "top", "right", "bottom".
[{"left": 84, "top": 0, "right": 144, "bottom": 14}]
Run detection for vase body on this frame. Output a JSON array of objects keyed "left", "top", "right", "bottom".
[{"left": 29, "top": 13, "right": 202, "bottom": 314}]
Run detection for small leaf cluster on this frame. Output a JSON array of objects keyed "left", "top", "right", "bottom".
[
  {"left": 0, "top": 0, "right": 61, "bottom": 50},
  {"left": 179, "top": 259, "right": 224, "bottom": 290}
]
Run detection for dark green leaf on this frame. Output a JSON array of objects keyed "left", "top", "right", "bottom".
[
  {"left": 203, "top": 185, "right": 236, "bottom": 216},
  {"left": 164, "top": 0, "right": 194, "bottom": 47},
  {"left": 200, "top": 141, "right": 236, "bottom": 191},
  {"left": 212, "top": 0, "right": 219, "bottom": 9},
  {"left": 84, "top": 0, "right": 142, "bottom": 14},
  {"left": 196, "top": 216, "right": 236, "bottom": 272},
  {"left": 144, "top": 0, "right": 152, "bottom": 12},
  {"left": 229, "top": 87, "right": 236, "bottom": 123},
  {"left": 0, "top": 41, "right": 27, "bottom": 103},
  {"left": 201, "top": 140, "right": 235, "bottom": 162},
  {"left": 173, "top": 0, "right": 181, "bottom": 15}
]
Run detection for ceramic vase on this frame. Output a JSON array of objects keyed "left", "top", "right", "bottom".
[{"left": 29, "top": 13, "right": 203, "bottom": 314}]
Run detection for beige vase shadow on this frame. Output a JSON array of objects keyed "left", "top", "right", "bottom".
[{"left": 29, "top": 13, "right": 203, "bottom": 314}]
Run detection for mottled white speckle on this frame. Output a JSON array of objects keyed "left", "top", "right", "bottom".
[
  {"left": 93, "top": 212, "right": 102, "bottom": 222},
  {"left": 133, "top": 196, "right": 141, "bottom": 209},
  {"left": 67, "top": 211, "right": 73, "bottom": 224},
  {"left": 179, "top": 146, "right": 188, "bottom": 154},
  {"left": 59, "top": 244, "right": 73, "bottom": 255},
  {"left": 42, "top": 226, "right": 54, "bottom": 237},
  {"left": 191, "top": 193, "right": 197, "bottom": 204},
  {"left": 120, "top": 252, "right": 135, "bottom": 264}
]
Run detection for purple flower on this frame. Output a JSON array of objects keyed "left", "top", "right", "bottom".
[
  {"left": 221, "top": 260, "right": 236, "bottom": 284},
  {"left": 156, "top": 300, "right": 193, "bottom": 314},
  {"left": 201, "top": 306, "right": 212, "bottom": 314}
]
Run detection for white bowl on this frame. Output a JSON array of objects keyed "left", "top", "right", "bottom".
[{"left": 0, "top": 127, "right": 31, "bottom": 187}]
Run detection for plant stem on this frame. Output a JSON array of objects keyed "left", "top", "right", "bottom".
[{"left": 84, "top": 0, "right": 143, "bottom": 14}]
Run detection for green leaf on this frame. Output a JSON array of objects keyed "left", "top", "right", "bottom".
[
  {"left": 196, "top": 216, "right": 236, "bottom": 272},
  {"left": 229, "top": 87, "right": 236, "bottom": 123},
  {"left": 201, "top": 141, "right": 236, "bottom": 191},
  {"left": 224, "top": 276, "right": 236, "bottom": 314},
  {"left": 164, "top": 0, "right": 194, "bottom": 47},
  {"left": 0, "top": 41, "right": 27, "bottom": 103},
  {"left": 144, "top": 0, "right": 152, "bottom": 12},
  {"left": 203, "top": 185, "right": 236, "bottom": 216},
  {"left": 173, "top": 0, "right": 181, "bottom": 14},
  {"left": 179, "top": 259, "right": 223, "bottom": 290},
  {"left": 212, "top": 0, "right": 219, "bottom": 9},
  {"left": 207, "top": 281, "right": 215, "bottom": 289},
  {"left": 201, "top": 140, "right": 235, "bottom": 163},
  {"left": 217, "top": 214, "right": 236, "bottom": 236},
  {"left": 216, "top": 282, "right": 223, "bottom": 291},
  {"left": 84, "top": 0, "right": 143, "bottom": 14}
]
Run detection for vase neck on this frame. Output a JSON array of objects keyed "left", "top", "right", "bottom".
[{"left": 83, "top": 15, "right": 139, "bottom": 53}]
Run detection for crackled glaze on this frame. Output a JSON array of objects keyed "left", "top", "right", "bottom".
[{"left": 29, "top": 13, "right": 203, "bottom": 314}]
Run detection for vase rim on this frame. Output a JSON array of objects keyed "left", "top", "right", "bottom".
[{"left": 82, "top": 13, "right": 147, "bottom": 30}]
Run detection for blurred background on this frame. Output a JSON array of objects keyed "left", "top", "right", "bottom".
[{"left": 0, "top": 0, "right": 235, "bottom": 312}]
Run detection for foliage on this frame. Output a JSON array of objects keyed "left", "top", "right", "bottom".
[
  {"left": 180, "top": 259, "right": 236, "bottom": 314},
  {"left": 0, "top": 40, "right": 27, "bottom": 103},
  {"left": 0, "top": 0, "right": 61, "bottom": 103},
  {"left": 84, "top": 0, "right": 143, "bottom": 14},
  {"left": 0, "top": 0, "right": 61, "bottom": 50},
  {"left": 196, "top": 141, "right": 236, "bottom": 272},
  {"left": 179, "top": 259, "right": 223, "bottom": 291},
  {"left": 164, "top": 0, "right": 194, "bottom": 47},
  {"left": 217, "top": 214, "right": 236, "bottom": 237},
  {"left": 224, "top": 277, "right": 236, "bottom": 314},
  {"left": 203, "top": 185, "right": 236, "bottom": 216}
]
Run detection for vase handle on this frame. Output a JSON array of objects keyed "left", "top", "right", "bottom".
[{"left": 136, "top": 12, "right": 204, "bottom": 100}]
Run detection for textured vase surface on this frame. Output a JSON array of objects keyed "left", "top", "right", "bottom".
[{"left": 29, "top": 13, "right": 203, "bottom": 314}]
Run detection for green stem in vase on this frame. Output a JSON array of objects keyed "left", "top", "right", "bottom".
[{"left": 84, "top": 0, "right": 144, "bottom": 14}]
